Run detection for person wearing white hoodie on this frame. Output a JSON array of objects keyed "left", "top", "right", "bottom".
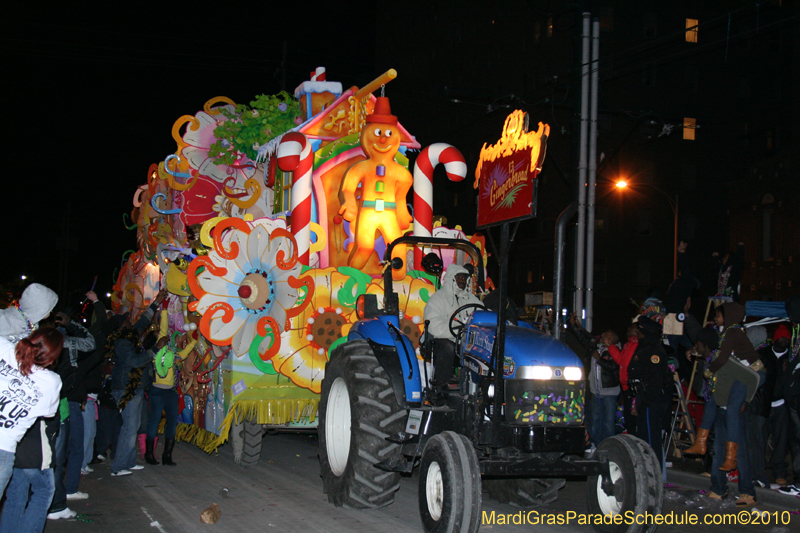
[
  {"left": 0, "top": 283, "right": 59, "bottom": 344},
  {"left": 423, "top": 265, "right": 481, "bottom": 391},
  {"left": 0, "top": 283, "right": 63, "bottom": 517}
]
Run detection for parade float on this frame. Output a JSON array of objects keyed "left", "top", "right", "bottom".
[{"left": 112, "top": 68, "right": 489, "bottom": 463}]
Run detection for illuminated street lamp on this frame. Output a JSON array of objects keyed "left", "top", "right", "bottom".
[
  {"left": 20, "top": 275, "right": 26, "bottom": 280},
  {"left": 615, "top": 179, "right": 679, "bottom": 278}
]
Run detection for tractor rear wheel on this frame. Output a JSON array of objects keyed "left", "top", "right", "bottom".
[{"left": 318, "top": 340, "right": 407, "bottom": 509}]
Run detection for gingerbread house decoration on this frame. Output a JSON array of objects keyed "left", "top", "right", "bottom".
[
  {"left": 261, "top": 69, "right": 420, "bottom": 271},
  {"left": 295, "top": 67, "right": 343, "bottom": 122}
]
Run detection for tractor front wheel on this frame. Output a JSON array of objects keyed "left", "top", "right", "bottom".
[
  {"left": 418, "top": 431, "right": 482, "bottom": 533},
  {"left": 586, "top": 434, "right": 662, "bottom": 533}
]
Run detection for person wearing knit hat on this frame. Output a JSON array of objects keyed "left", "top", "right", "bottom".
[
  {"left": 0, "top": 284, "right": 59, "bottom": 344},
  {"left": 746, "top": 325, "right": 768, "bottom": 350},
  {"left": 773, "top": 324, "right": 791, "bottom": 343}
]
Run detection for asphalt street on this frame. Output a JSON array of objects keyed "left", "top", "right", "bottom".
[{"left": 39, "top": 432, "right": 799, "bottom": 532}]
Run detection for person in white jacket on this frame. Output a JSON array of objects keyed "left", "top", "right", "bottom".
[
  {"left": 423, "top": 265, "right": 482, "bottom": 392},
  {"left": 0, "top": 328, "right": 63, "bottom": 495}
]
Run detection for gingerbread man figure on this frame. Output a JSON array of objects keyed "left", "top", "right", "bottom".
[{"left": 338, "top": 97, "right": 412, "bottom": 279}]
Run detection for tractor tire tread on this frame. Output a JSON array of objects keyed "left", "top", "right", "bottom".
[{"left": 319, "top": 340, "right": 407, "bottom": 509}]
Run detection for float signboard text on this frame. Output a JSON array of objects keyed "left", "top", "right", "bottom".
[{"left": 474, "top": 110, "right": 549, "bottom": 228}]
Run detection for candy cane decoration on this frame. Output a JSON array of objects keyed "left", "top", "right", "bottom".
[
  {"left": 277, "top": 132, "right": 313, "bottom": 265},
  {"left": 413, "top": 143, "right": 467, "bottom": 269}
]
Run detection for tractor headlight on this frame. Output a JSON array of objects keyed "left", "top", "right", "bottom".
[
  {"left": 563, "top": 366, "right": 583, "bottom": 381},
  {"left": 529, "top": 366, "right": 553, "bottom": 380}
]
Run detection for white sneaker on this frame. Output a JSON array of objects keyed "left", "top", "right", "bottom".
[
  {"left": 96, "top": 454, "right": 106, "bottom": 461},
  {"left": 778, "top": 485, "right": 800, "bottom": 496},
  {"left": 47, "top": 508, "right": 77, "bottom": 520},
  {"left": 111, "top": 469, "right": 132, "bottom": 477},
  {"left": 66, "top": 491, "right": 88, "bottom": 500},
  {"left": 83, "top": 465, "right": 93, "bottom": 473},
  {"left": 130, "top": 464, "right": 145, "bottom": 471},
  {"left": 770, "top": 483, "right": 782, "bottom": 490}
]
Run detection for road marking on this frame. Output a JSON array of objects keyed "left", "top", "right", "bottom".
[{"left": 141, "top": 506, "right": 168, "bottom": 533}]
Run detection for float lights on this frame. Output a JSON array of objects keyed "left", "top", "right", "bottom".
[
  {"left": 615, "top": 180, "right": 628, "bottom": 189},
  {"left": 106, "top": 293, "right": 111, "bottom": 298},
  {"left": 20, "top": 275, "right": 26, "bottom": 280}
]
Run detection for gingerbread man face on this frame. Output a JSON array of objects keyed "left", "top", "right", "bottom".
[{"left": 361, "top": 123, "right": 401, "bottom": 161}]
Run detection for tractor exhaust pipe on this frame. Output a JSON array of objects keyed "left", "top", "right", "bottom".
[{"left": 553, "top": 200, "right": 577, "bottom": 341}]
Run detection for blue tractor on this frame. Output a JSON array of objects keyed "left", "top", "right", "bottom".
[{"left": 318, "top": 236, "right": 663, "bottom": 533}]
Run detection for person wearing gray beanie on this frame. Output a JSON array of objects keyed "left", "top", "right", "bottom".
[{"left": 746, "top": 325, "right": 768, "bottom": 349}]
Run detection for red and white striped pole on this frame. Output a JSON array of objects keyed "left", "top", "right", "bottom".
[
  {"left": 310, "top": 67, "right": 326, "bottom": 81},
  {"left": 277, "top": 132, "right": 313, "bottom": 265},
  {"left": 412, "top": 143, "right": 467, "bottom": 269}
]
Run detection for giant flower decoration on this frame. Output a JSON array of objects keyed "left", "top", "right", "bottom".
[
  {"left": 178, "top": 101, "right": 255, "bottom": 184},
  {"left": 268, "top": 268, "right": 436, "bottom": 393},
  {"left": 188, "top": 218, "right": 314, "bottom": 364},
  {"left": 173, "top": 100, "right": 269, "bottom": 221},
  {"left": 268, "top": 267, "right": 360, "bottom": 393}
]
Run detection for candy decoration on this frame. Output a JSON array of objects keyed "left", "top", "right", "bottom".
[
  {"left": 277, "top": 132, "right": 313, "bottom": 265},
  {"left": 412, "top": 144, "right": 467, "bottom": 269},
  {"left": 310, "top": 66, "right": 326, "bottom": 81}
]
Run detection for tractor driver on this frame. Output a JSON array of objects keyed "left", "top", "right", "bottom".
[{"left": 423, "top": 264, "right": 482, "bottom": 396}]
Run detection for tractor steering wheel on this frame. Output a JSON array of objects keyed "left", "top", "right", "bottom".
[{"left": 449, "top": 303, "right": 488, "bottom": 340}]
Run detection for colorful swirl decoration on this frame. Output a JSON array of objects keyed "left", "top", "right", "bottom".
[{"left": 188, "top": 218, "right": 315, "bottom": 378}]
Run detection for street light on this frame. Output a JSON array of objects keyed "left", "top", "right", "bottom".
[{"left": 615, "top": 179, "right": 679, "bottom": 278}]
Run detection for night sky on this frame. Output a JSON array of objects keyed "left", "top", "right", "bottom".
[
  {"left": 3, "top": 4, "right": 379, "bottom": 307},
  {"left": 9, "top": 2, "right": 788, "bottom": 321}
]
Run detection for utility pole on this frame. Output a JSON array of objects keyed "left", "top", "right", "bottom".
[
  {"left": 574, "top": 12, "right": 590, "bottom": 319},
  {"left": 585, "top": 17, "right": 600, "bottom": 332}
]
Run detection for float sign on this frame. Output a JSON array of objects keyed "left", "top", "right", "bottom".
[{"left": 474, "top": 110, "right": 549, "bottom": 229}]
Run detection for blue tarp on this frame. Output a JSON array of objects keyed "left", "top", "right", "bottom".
[{"left": 745, "top": 300, "right": 788, "bottom": 318}]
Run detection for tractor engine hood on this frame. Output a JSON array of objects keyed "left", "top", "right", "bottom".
[{"left": 462, "top": 311, "right": 584, "bottom": 379}]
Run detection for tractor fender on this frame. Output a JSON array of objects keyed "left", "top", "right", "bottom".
[{"left": 349, "top": 316, "right": 422, "bottom": 405}]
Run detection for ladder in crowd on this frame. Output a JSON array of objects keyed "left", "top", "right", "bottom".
[{"left": 665, "top": 371, "right": 696, "bottom": 459}]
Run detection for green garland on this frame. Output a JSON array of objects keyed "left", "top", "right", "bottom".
[{"left": 208, "top": 92, "right": 300, "bottom": 165}]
